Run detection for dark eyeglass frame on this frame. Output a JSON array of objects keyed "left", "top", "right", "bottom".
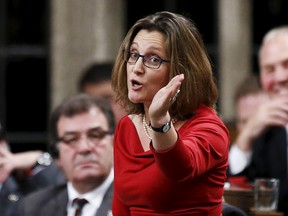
[
  {"left": 125, "top": 51, "right": 170, "bottom": 69},
  {"left": 56, "top": 127, "right": 113, "bottom": 147}
]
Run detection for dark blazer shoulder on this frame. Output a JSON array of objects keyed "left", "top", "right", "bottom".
[
  {"left": 0, "top": 176, "right": 22, "bottom": 216},
  {"left": 19, "top": 181, "right": 114, "bottom": 216},
  {"left": 25, "top": 183, "right": 66, "bottom": 200},
  {"left": 19, "top": 183, "right": 68, "bottom": 216},
  {"left": 251, "top": 126, "right": 287, "bottom": 177}
]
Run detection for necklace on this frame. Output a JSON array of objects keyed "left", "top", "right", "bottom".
[{"left": 142, "top": 114, "right": 152, "bottom": 140}]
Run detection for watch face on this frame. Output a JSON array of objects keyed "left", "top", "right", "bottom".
[
  {"left": 162, "top": 123, "right": 171, "bottom": 133},
  {"left": 38, "top": 152, "right": 53, "bottom": 166},
  {"left": 150, "top": 120, "right": 172, "bottom": 133}
]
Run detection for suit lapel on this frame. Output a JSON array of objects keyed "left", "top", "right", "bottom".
[
  {"left": 95, "top": 182, "right": 113, "bottom": 216},
  {"left": 53, "top": 187, "right": 69, "bottom": 216},
  {"left": 40, "top": 186, "right": 68, "bottom": 216},
  {"left": 266, "top": 127, "right": 287, "bottom": 177}
]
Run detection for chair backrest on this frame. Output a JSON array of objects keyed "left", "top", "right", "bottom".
[{"left": 222, "top": 202, "right": 248, "bottom": 216}]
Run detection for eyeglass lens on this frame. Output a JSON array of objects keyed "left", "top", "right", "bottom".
[
  {"left": 58, "top": 127, "right": 112, "bottom": 147},
  {"left": 125, "top": 51, "right": 168, "bottom": 69}
]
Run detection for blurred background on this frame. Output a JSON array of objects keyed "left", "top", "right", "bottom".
[{"left": 0, "top": 0, "right": 287, "bottom": 153}]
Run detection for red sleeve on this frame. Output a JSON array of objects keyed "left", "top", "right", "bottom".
[
  {"left": 112, "top": 192, "right": 131, "bottom": 216},
  {"left": 150, "top": 107, "right": 229, "bottom": 182}
]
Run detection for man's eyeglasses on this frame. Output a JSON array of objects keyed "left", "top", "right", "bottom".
[
  {"left": 57, "top": 127, "right": 113, "bottom": 148},
  {"left": 124, "top": 51, "right": 170, "bottom": 69}
]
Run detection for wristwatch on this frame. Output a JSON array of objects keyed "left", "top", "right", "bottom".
[
  {"left": 36, "top": 152, "right": 53, "bottom": 167},
  {"left": 150, "top": 119, "right": 172, "bottom": 133}
]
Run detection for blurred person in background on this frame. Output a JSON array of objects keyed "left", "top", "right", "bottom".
[
  {"left": 229, "top": 26, "right": 288, "bottom": 215},
  {"left": 0, "top": 123, "right": 64, "bottom": 216},
  {"left": 78, "top": 62, "right": 126, "bottom": 124},
  {"left": 228, "top": 74, "right": 267, "bottom": 176},
  {"left": 19, "top": 94, "right": 115, "bottom": 216}
]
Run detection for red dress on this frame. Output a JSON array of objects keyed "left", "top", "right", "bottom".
[{"left": 113, "top": 105, "right": 229, "bottom": 216}]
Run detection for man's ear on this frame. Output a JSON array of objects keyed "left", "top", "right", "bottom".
[{"left": 48, "top": 144, "right": 59, "bottom": 159}]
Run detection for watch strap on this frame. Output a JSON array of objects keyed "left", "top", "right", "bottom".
[{"left": 150, "top": 119, "right": 172, "bottom": 133}]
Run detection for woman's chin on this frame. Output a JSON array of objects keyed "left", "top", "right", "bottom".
[{"left": 128, "top": 96, "right": 142, "bottom": 104}]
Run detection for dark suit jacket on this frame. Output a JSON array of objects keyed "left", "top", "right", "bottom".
[
  {"left": 240, "top": 126, "right": 288, "bottom": 215},
  {"left": 18, "top": 182, "right": 113, "bottom": 216},
  {"left": 0, "top": 176, "right": 22, "bottom": 216},
  {"left": 0, "top": 164, "right": 65, "bottom": 216},
  {"left": 222, "top": 202, "right": 247, "bottom": 216}
]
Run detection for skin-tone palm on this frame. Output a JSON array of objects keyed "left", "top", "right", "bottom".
[
  {"left": 127, "top": 30, "right": 184, "bottom": 152},
  {"left": 56, "top": 107, "right": 113, "bottom": 194},
  {"left": 236, "top": 33, "right": 288, "bottom": 152}
]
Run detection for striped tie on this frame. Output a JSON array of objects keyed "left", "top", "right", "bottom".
[{"left": 73, "top": 198, "right": 88, "bottom": 216}]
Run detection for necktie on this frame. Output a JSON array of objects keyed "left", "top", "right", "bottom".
[{"left": 73, "top": 198, "right": 88, "bottom": 216}]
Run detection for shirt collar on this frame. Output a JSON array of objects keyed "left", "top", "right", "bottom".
[{"left": 67, "top": 167, "right": 113, "bottom": 209}]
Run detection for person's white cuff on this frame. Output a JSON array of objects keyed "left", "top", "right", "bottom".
[{"left": 229, "top": 144, "right": 252, "bottom": 175}]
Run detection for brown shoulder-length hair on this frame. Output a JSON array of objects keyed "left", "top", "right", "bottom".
[{"left": 112, "top": 11, "right": 218, "bottom": 120}]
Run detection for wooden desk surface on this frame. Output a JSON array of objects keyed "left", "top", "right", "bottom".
[
  {"left": 224, "top": 185, "right": 254, "bottom": 214},
  {"left": 224, "top": 186, "right": 284, "bottom": 216},
  {"left": 249, "top": 208, "right": 284, "bottom": 216}
]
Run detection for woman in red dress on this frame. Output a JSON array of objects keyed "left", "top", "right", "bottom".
[{"left": 111, "top": 11, "right": 229, "bottom": 216}]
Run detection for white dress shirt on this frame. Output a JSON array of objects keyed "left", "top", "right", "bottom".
[
  {"left": 66, "top": 168, "right": 113, "bottom": 216},
  {"left": 229, "top": 125, "right": 288, "bottom": 175},
  {"left": 229, "top": 144, "right": 252, "bottom": 175}
]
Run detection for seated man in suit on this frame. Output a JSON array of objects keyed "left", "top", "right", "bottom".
[
  {"left": 18, "top": 94, "right": 115, "bottom": 216},
  {"left": 0, "top": 123, "right": 64, "bottom": 216},
  {"left": 229, "top": 26, "right": 288, "bottom": 215},
  {"left": 228, "top": 73, "right": 267, "bottom": 176}
]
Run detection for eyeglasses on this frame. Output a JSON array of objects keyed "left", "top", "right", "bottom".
[
  {"left": 124, "top": 51, "right": 170, "bottom": 69},
  {"left": 57, "top": 127, "right": 113, "bottom": 148}
]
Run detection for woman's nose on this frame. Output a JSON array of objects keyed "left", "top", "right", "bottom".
[{"left": 132, "top": 57, "right": 145, "bottom": 73}]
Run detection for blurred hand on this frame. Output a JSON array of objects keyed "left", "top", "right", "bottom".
[
  {"left": 0, "top": 147, "right": 42, "bottom": 183},
  {"left": 236, "top": 95, "right": 288, "bottom": 151},
  {"left": 0, "top": 147, "right": 14, "bottom": 183}
]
